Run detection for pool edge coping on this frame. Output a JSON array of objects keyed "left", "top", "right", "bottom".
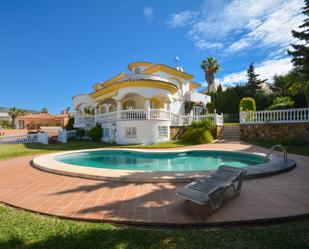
[{"left": 31, "top": 148, "right": 296, "bottom": 183}]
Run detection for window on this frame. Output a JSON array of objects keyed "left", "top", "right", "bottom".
[
  {"left": 158, "top": 126, "right": 168, "bottom": 138},
  {"left": 125, "top": 127, "right": 137, "bottom": 138},
  {"left": 103, "top": 128, "right": 110, "bottom": 138}
]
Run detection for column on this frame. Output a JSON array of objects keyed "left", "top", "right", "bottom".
[
  {"left": 145, "top": 99, "right": 150, "bottom": 119},
  {"left": 94, "top": 107, "right": 98, "bottom": 124},
  {"left": 117, "top": 101, "right": 122, "bottom": 120},
  {"left": 167, "top": 102, "right": 172, "bottom": 121}
]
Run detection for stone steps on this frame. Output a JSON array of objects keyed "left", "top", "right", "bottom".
[{"left": 218, "top": 125, "right": 240, "bottom": 140}]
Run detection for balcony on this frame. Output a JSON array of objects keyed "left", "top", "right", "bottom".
[{"left": 74, "top": 109, "right": 223, "bottom": 128}]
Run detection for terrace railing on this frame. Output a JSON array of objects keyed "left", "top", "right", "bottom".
[
  {"left": 0, "top": 132, "right": 48, "bottom": 144},
  {"left": 171, "top": 114, "right": 224, "bottom": 126},
  {"left": 0, "top": 134, "right": 38, "bottom": 144},
  {"left": 240, "top": 108, "right": 309, "bottom": 124},
  {"left": 75, "top": 110, "right": 224, "bottom": 127}
]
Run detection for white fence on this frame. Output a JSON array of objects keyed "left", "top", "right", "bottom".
[
  {"left": 171, "top": 114, "right": 224, "bottom": 126},
  {"left": 240, "top": 108, "right": 309, "bottom": 124},
  {"left": 0, "top": 133, "right": 49, "bottom": 144},
  {"left": 0, "top": 134, "right": 38, "bottom": 144}
]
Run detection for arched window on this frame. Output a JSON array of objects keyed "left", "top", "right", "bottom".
[{"left": 123, "top": 100, "right": 135, "bottom": 110}]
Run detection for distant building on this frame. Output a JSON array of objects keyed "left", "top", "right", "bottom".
[
  {"left": 16, "top": 113, "right": 70, "bottom": 129},
  {"left": 0, "top": 107, "right": 11, "bottom": 123}
]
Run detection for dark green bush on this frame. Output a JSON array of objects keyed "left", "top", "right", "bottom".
[
  {"left": 88, "top": 124, "right": 102, "bottom": 141},
  {"left": 65, "top": 117, "right": 75, "bottom": 130},
  {"left": 206, "top": 102, "right": 216, "bottom": 113},
  {"left": 190, "top": 119, "right": 215, "bottom": 130},
  {"left": 76, "top": 128, "right": 85, "bottom": 137},
  {"left": 240, "top": 97, "right": 256, "bottom": 111},
  {"left": 181, "top": 127, "right": 213, "bottom": 144}
]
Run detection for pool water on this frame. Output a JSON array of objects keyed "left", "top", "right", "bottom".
[{"left": 55, "top": 150, "right": 266, "bottom": 172}]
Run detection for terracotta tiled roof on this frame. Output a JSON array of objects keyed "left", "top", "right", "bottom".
[{"left": 17, "top": 113, "right": 58, "bottom": 119}]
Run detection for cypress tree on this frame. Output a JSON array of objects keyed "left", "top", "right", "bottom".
[{"left": 246, "top": 62, "right": 266, "bottom": 97}]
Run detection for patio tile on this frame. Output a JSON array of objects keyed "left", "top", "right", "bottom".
[{"left": 0, "top": 141, "right": 308, "bottom": 225}]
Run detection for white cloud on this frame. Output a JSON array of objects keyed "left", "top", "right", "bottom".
[
  {"left": 168, "top": 10, "right": 198, "bottom": 28},
  {"left": 192, "top": 39, "right": 224, "bottom": 50},
  {"left": 143, "top": 6, "right": 153, "bottom": 20},
  {"left": 168, "top": 0, "right": 304, "bottom": 52},
  {"left": 217, "top": 58, "right": 293, "bottom": 86},
  {"left": 225, "top": 0, "right": 304, "bottom": 53}
]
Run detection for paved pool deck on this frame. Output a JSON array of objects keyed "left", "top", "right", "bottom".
[{"left": 0, "top": 141, "right": 308, "bottom": 225}]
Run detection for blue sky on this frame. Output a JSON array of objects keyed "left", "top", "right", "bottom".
[{"left": 0, "top": 0, "right": 304, "bottom": 113}]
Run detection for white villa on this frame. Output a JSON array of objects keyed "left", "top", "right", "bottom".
[{"left": 73, "top": 61, "right": 222, "bottom": 144}]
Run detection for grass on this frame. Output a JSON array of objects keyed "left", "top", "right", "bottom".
[
  {"left": 248, "top": 139, "right": 309, "bottom": 156},
  {"left": 0, "top": 204, "right": 308, "bottom": 249},
  {"left": 223, "top": 122, "right": 239, "bottom": 126},
  {"left": 0, "top": 140, "right": 193, "bottom": 161}
]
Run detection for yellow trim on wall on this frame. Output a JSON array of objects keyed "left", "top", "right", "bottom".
[
  {"left": 92, "top": 73, "right": 127, "bottom": 90},
  {"left": 143, "top": 64, "right": 193, "bottom": 80},
  {"left": 168, "top": 77, "right": 183, "bottom": 90},
  {"left": 92, "top": 91, "right": 118, "bottom": 103},
  {"left": 90, "top": 80, "right": 178, "bottom": 99},
  {"left": 189, "top": 81, "right": 201, "bottom": 90},
  {"left": 127, "top": 62, "right": 153, "bottom": 71}
]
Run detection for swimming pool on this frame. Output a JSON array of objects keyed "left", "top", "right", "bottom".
[
  {"left": 54, "top": 150, "right": 266, "bottom": 172},
  {"left": 32, "top": 148, "right": 296, "bottom": 182}
]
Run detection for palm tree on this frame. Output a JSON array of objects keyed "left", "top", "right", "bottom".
[
  {"left": 8, "top": 107, "right": 22, "bottom": 129},
  {"left": 201, "top": 57, "right": 220, "bottom": 93}
]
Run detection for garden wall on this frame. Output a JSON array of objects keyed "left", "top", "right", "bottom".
[{"left": 240, "top": 123, "right": 309, "bottom": 143}]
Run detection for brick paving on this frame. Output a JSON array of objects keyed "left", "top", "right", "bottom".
[{"left": 0, "top": 141, "right": 308, "bottom": 225}]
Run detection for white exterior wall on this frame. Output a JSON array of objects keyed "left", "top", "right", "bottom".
[
  {"left": 114, "top": 120, "right": 170, "bottom": 145},
  {"left": 73, "top": 94, "right": 95, "bottom": 111}
]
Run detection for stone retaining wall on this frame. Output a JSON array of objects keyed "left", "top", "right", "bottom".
[{"left": 240, "top": 123, "right": 309, "bottom": 143}]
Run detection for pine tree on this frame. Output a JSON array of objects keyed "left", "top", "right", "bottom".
[
  {"left": 288, "top": 0, "right": 309, "bottom": 106},
  {"left": 246, "top": 63, "right": 266, "bottom": 97},
  {"left": 288, "top": 0, "right": 309, "bottom": 79}
]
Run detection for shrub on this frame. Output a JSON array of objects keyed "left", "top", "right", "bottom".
[
  {"left": 268, "top": 96, "right": 294, "bottom": 110},
  {"left": 240, "top": 97, "right": 256, "bottom": 111},
  {"left": 76, "top": 128, "right": 85, "bottom": 138},
  {"left": 65, "top": 117, "right": 75, "bottom": 130},
  {"left": 88, "top": 124, "right": 102, "bottom": 141},
  {"left": 206, "top": 102, "right": 216, "bottom": 113},
  {"left": 181, "top": 127, "right": 213, "bottom": 144},
  {"left": 190, "top": 119, "right": 215, "bottom": 130}
]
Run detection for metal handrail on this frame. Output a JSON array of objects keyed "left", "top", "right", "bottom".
[{"left": 264, "top": 144, "right": 287, "bottom": 162}]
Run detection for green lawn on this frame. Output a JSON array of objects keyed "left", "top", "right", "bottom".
[
  {"left": 248, "top": 140, "right": 309, "bottom": 156},
  {"left": 0, "top": 204, "right": 308, "bottom": 249},
  {"left": 1, "top": 140, "right": 309, "bottom": 248},
  {"left": 0, "top": 140, "right": 192, "bottom": 161}
]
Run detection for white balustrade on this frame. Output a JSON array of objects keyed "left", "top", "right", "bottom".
[
  {"left": 96, "top": 112, "right": 117, "bottom": 122},
  {"left": 149, "top": 109, "right": 170, "bottom": 120},
  {"left": 240, "top": 108, "right": 309, "bottom": 124},
  {"left": 0, "top": 133, "right": 40, "bottom": 144},
  {"left": 74, "top": 110, "right": 224, "bottom": 127},
  {"left": 74, "top": 115, "right": 95, "bottom": 126},
  {"left": 66, "top": 130, "right": 77, "bottom": 138},
  {"left": 120, "top": 109, "right": 146, "bottom": 120}
]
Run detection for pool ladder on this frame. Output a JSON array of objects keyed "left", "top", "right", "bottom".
[{"left": 264, "top": 144, "right": 287, "bottom": 162}]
